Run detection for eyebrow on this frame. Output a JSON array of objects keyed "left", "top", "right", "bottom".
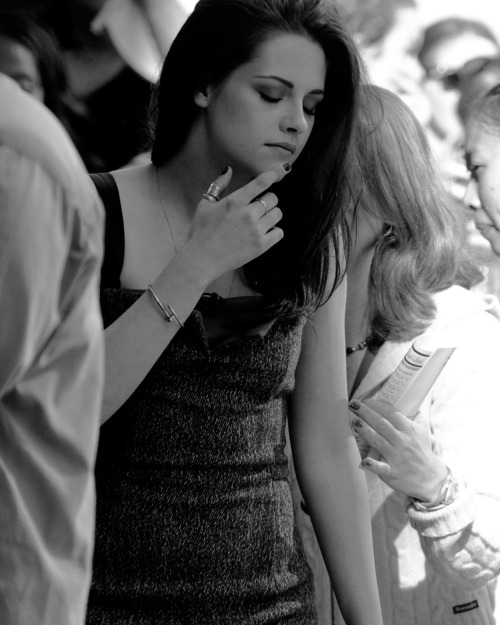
[{"left": 254, "top": 75, "right": 324, "bottom": 95}]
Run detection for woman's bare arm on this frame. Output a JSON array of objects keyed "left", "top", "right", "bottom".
[{"left": 289, "top": 279, "right": 383, "bottom": 625}]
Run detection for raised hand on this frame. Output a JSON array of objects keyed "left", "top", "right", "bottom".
[
  {"left": 350, "top": 398, "right": 448, "bottom": 502},
  {"left": 180, "top": 164, "right": 289, "bottom": 281}
]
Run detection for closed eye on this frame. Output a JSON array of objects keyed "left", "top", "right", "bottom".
[
  {"left": 259, "top": 92, "right": 281, "bottom": 104},
  {"left": 304, "top": 104, "right": 318, "bottom": 117},
  {"left": 260, "top": 92, "right": 319, "bottom": 116}
]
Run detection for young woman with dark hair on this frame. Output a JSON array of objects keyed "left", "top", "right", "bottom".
[
  {"left": 87, "top": 1, "right": 383, "bottom": 623},
  {"left": 295, "top": 86, "right": 500, "bottom": 625}
]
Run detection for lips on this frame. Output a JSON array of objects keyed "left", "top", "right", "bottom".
[{"left": 265, "top": 142, "right": 296, "bottom": 154}]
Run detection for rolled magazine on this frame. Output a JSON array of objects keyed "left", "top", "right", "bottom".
[{"left": 356, "top": 335, "right": 456, "bottom": 460}]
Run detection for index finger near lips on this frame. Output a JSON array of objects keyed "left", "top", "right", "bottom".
[{"left": 234, "top": 167, "right": 285, "bottom": 206}]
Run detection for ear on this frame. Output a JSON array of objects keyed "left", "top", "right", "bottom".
[{"left": 194, "top": 87, "right": 210, "bottom": 108}]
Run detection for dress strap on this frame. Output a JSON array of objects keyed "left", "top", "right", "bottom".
[{"left": 90, "top": 172, "right": 124, "bottom": 288}]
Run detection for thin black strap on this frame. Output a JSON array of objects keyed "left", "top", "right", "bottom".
[{"left": 90, "top": 172, "right": 124, "bottom": 288}]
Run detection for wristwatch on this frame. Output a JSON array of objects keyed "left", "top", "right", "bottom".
[{"left": 410, "top": 468, "right": 461, "bottom": 512}]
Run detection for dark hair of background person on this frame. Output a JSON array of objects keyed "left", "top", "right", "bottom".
[
  {"left": 149, "top": 0, "right": 362, "bottom": 319},
  {"left": 352, "top": 86, "right": 483, "bottom": 343},
  {"left": 418, "top": 17, "right": 499, "bottom": 69},
  {"left": 0, "top": 11, "right": 104, "bottom": 171},
  {"left": 459, "top": 59, "right": 500, "bottom": 123},
  {"left": 27, "top": 0, "right": 154, "bottom": 172},
  {"left": 334, "top": 0, "right": 416, "bottom": 47}
]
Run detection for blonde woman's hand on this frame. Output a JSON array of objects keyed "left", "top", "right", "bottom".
[
  {"left": 350, "top": 398, "right": 448, "bottom": 502},
  {"left": 179, "top": 164, "right": 289, "bottom": 282}
]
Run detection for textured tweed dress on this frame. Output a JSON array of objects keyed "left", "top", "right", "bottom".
[{"left": 86, "top": 174, "right": 318, "bottom": 625}]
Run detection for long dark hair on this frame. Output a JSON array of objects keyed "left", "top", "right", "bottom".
[
  {"left": 149, "top": 0, "right": 361, "bottom": 317},
  {"left": 353, "top": 86, "right": 482, "bottom": 342}
]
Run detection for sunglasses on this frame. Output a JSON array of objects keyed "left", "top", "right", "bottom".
[{"left": 426, "top": 56, "right": 498, "bottom": 90}]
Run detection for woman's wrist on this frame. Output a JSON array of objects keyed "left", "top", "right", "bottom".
[
  {"left": 411, "top": 460, "right": 449, "bottom": 504},
  {"left": 158, "top": 245, "right": 214, "bottom": 292},
  {"left": 409, "top": 467, "right": 461, "bottom": 511}
]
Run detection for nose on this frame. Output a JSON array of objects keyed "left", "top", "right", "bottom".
[
  {"left": 463, "top": 178, "right": 481, "bottom": 212},
  {"left": 280, "top": 102, "right": 308, "bottom": 135}
]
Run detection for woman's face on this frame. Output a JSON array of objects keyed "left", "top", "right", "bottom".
[
  {"left": 0, "top": 34, "right": 44, "bottom": 102},
  {"left": 196, "top": 32, "right": 327, "bottom": 177},
  {"left": 422, "top": 34, "right": 499, "bottom": 143},
  {"left": 464, "top": 117, "right": 500, "bottom": 255}
]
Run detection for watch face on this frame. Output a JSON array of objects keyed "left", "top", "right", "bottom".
[{"left": 442, "top": 474, "right": 460, "bottom": 505}]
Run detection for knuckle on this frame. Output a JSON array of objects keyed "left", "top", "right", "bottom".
[{"left": 224, "top": 197, "right": 237, "bottom": 211}]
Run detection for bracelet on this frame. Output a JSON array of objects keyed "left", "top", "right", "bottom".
[
  {"left": 147, "top": 284, "right": 184, "bottom": 328},
  {"left": 409, "top": 467, "right": 460, "bottom": 512}
]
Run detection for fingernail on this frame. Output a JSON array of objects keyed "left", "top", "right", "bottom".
[
  {"left": 220, "top": 165, "right": 229, "bottom": 175},
  {"left": 362, "top": 458, "right": 372, "bottom": 468},
  {"left": 282, "top": 162, "right": 291, "bottom": 173},
  {"left": 349, "top": 399, "right": 361, "bottom": 411},
  {"left": 352, "top": 418, "right": 363, "bottom": 429}
]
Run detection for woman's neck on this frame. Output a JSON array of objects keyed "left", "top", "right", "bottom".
[
  {"left": 346, "top": 246, "right": 375, "bottom": 346},
  {"left": 160, "top": 122, "right": 254, "bottom": 214}
]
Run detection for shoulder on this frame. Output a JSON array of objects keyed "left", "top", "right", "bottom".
[
  {"left": 426, "top": 287, "right": 500, "bottom": 401},
  {"left": 109, "top": 163, "right": 154, "bottom": 217},
  {"left": 0, "top": 75, "right": 103, "bottom": 238},
  {"left": 0, "top": 75, "right": 83, "bottom": 188},
  {"left": 431, "top": 285, "right": 500, "bottom": 343}
]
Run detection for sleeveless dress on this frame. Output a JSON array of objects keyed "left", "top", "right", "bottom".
[{"left": 86, "top": 174, "right": 318, "bottom": 624}]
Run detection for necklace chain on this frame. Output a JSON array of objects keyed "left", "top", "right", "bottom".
[
  {"left": 156, "top": 167, "right": 178, "bottom": 254},
  {"left": 155, "top": 167, "right": 237, "bottom": 298},
  {"left": 346, "top": 335, "right": 374, "bottom": 355}
]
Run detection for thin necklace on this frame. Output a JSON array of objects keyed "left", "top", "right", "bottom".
[
  {"left": 156, "top": 166, "right": 178, "bottom": 253},
  {"left": 346, "top": 335, "right": 374, "bottom": 355},
  {"left": 155, "top": 166, "right": 238, "bottom": 298}
]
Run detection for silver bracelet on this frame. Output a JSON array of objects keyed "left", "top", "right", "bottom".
[{"left": 147, "top": 284, "right": 184, "bottom": 328}]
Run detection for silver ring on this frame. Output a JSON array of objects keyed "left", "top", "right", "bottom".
[
  {"left": 203, "top": 182, "right": 222, "bottom": 202},
  {"left": 257, "top": 198, "right": 268, "bottom": 214}
]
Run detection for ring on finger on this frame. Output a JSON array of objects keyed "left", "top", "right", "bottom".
[
  {"left": 203, "top": 182, "right": 223, "bottom": 202},
  {"left": 257, "top": 198, "right": 270, "bottom": 214}
]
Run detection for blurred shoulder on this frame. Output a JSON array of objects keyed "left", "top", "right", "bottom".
[
  {"left": 0, "top": 75, "right": 103, "bottom": 236},
  {"left": 0, "top": 75, "right": 88, "bottom": 191},
  {"left": 432, "top": 285, "right": 500, "bottom": 346}
]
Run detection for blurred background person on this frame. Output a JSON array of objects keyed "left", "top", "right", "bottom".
[
  {"left": 417, "top": 17, "right": 500, "bottom": 198},
  {"left": 0, "top": 11, "right": 104, "bottom": 171},
  {"left": 458, "top": 57, "right": 500, "bottom": 297},
  {"left": 418, "top": 17, "right": 499, "bottom": 155},
  {"left": 457, "top": 56, "right": 500, "bottom": 123},
  {"left": 38, "top": 0, "right": 188, "bottom": 170},
  {"left": 0, "top": 73, "right": 104, "bottom": 625},
  {"left": 414, "top": 15, "right": 500, "bottom": 302},
  {"left": 464, "top": 84, "right": 500, "bottom": 257},
  {"left": 336, "top": 0, "right": 431, "bottom": 129},
  {"left": 1, "top": 0, "right": 188, "bottom": 171}
]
